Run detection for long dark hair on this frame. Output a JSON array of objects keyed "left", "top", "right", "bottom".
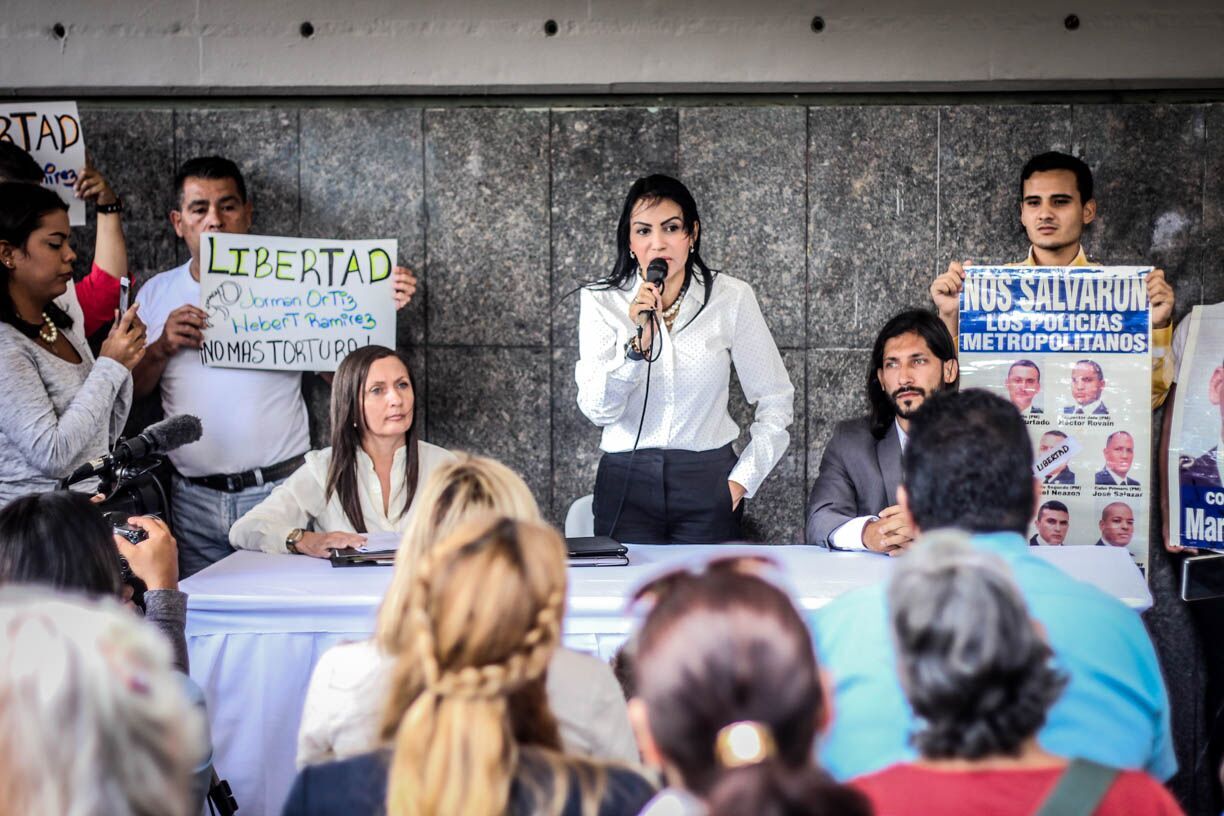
[
  {"left": 634, "top": 570, "right": 871, "bottom": 816},
  {"left": 587, "top": 174, "right": 717, "bottom": 330},
  {"left": 0, "top": 491, "right": 122, "bottom": 596},
  {"left": 0, "top": 182, "right": 73, "bottom": 338},
  {"left": 867, "top": 308, "right": 958, "bottom": 439},
  {"left": 325, "top": 345, "right": 421, "bottom": 533}
]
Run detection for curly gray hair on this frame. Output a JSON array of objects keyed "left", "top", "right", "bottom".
[{"left": 886, "top": 531, "right": 1067, "bottom": 760}]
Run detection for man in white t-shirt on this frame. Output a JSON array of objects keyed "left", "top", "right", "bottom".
[{"left": 134, "top": 157, "right": 417, "bottom": 576}]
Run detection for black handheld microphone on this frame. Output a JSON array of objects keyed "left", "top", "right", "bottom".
[
  {"left": 642, "top": 258, "right": 669, "bottom": 320},
  {"left": 65, "top": 415, "right": 204, "bottom": 484}
]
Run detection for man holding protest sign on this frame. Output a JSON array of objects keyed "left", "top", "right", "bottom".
[
  {"left": 133, "top": 156, "right": 418, "bottom": 577},
  {"left": 930, "top": 151, "right": 1176, "bottom": 409}
]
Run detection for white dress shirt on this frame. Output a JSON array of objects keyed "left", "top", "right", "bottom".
[
  {"left": 296, "top": 639, "right": 640, "bottom": 768},
  {"left": 575, "top": 273, "right": 793, "bottom": 498},
  {"left": 830, "top": 420, "right": 909, "bottom": 551},
  {"left": 228, "top": 440, "right": 455, "bottom": 553}
]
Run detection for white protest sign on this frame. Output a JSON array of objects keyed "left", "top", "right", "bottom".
[
  {"left": 0, "top": 101, "right": 86, "bottom": 225},
  {"left": 199, "top": 232, "right": 397, "bottom": 372}
]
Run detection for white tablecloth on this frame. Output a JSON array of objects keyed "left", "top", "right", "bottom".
[{"left": 183, "top": 543, "right": 1150, "bottom": 816}]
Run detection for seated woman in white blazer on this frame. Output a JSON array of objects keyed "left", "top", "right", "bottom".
[
  {"left": 295, "top": 454, "right": 640, "bottom": 767},
  {"left": 229, "top": 345, "right": 454, "bottom": 557}
]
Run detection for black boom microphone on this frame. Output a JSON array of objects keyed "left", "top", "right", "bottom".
[{"left": 65, "top": 415, "right": 204, "bottom": 485}]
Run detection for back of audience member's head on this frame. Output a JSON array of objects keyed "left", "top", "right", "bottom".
[
  {"left": 173, "top": 155, "right": 247, "bottom": 206},
  {"left": 377, "top": 454, "right": 541, "bottom": 651},
  {"left": 0, "top": 491, "right": 122, "bottom": 595},
  {"left": 0, "top": 587, "right": 203, "bottom": 816},
  {"left": 380, "top": 516, "right": 603, "bottom": 816},
  {"left": 903, "top": 388, "right": 1035, "bottom": 535},
  {"left": 887, "top": 531, "right": 1067, "bottom": 760},
  {"left": 631, "top": 570, "right": 871, "bottom": 816},
  {"left": 0, "top": 142, "right": 44, "bottom": 184}
]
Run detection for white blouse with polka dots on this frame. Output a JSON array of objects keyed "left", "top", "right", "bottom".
[{"left": 575, "top": 273, "right": 794, "bottom": 498}]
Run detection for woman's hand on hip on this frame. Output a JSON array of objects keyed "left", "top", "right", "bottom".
[
  {"left": 296, "top": 530, "right": 366, "bottom": 558},
  {"left": 728, "top": 480, "right": 746, "bottom": 510},
  {"left": 99, "top": 303, "right": 147, "bottom": 370}
]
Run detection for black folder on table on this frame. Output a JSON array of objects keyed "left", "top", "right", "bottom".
[
  {"left": 566, "top": 536, "right": 628, "bottom": 567},
  {"left": 328, "top": 547, "right": 397, "bottom": 568}
]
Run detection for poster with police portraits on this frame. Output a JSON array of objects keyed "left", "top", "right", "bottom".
[
  {"left": 959, "top": 265, "right": 1153, "bottom": 567},
  {"left": 1168, "top": 304, "right": 1224, "bottom": 550}
]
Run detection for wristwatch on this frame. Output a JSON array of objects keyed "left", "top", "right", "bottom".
[{"left": 285, "top": 528, "right": 305, "bottom": 554}]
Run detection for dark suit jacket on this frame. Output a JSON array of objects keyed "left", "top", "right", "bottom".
[
  {"left": 1095, "top": 467, "right": 1139, "bottom": 486},
  {"left": 1029, "top": 534, "right": 1040, "bottom": 547},
  {"left": 281, "top": 749, "right": 655, "bottom": 816},
  {"left": 1043, "top": 467, "right": 1076, "bottom": 485},
  {"left": 1180, "top": 447, "right": 1222, "bottom": 489},
  {"left": 1063, "top": 402, "right": 1109, "bottom": 415},
  {"left": 806, "top": 417, "right": 901, "bottom": 547}
]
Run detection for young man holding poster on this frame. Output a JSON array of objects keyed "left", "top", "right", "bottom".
[
  {"left": 133, "top": 157, "right": 417, "bottom": 577},
  {"left": 929, "top": 151, "right": 1176, "bottom": 409}
]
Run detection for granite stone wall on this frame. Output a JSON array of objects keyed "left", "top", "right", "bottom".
[
  {"left": 77, "top": 100, "right": 1218, "bottom": 539},
  {"left": 75, "top": 99, "right": 1221, "bottom": 810}
]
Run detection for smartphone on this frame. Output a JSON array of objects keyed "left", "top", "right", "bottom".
[
  {"left": 1181, "top": 552, "right": 1224, "bottom": 602},
  {"left": 119, "top": 276, "right": 131, "bottom": 313}
]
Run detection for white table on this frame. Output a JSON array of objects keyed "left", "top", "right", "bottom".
[{"left": 183, "top": 543, "right": 1150, "bottom": 816}]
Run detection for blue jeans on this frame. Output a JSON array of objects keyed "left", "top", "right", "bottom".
[{"left": 171, "top": 475, "right": 282, "bottom": 578}]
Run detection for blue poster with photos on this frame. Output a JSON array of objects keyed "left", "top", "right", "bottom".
[
  {"left": 1169, "top": 304, "right": 1224, "bottom": 549},
  {"left": 960, "top": 266, "right": 1153, "bottom": 566}
]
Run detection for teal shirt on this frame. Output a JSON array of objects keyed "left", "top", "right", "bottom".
[{"left": 812, "top": 531, "right": 1176, "bottom": 781}]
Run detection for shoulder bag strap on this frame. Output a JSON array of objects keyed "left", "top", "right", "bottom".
[{"left": 1032, "top": 759, "right": 1121, "bottom": 816}]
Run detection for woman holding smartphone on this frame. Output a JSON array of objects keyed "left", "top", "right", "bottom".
[{"left": 0, "top": 183, "right": 145, "bottom": 506}]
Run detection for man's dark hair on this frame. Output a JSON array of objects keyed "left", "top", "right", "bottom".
[
  {"left": 904, "top": 389, "right": 1035, "bottom": 536},
  {"left": 1042, "top": 429, "right": 1068, "bottom": 441},
  {"left": 173, "top": 156, "right": 247, "bottom": 207},
  {"left": 1020, "top": 151, "right": 1094, "bottom": 204},
  {"left": 867, "top": 309, "right": 958, "bottom": 439},
  {"left": 1008, "top": 359, "right": 1041, "bottom": 381},
  {"left": 1038, "top": 500, "right": 1069, "bottom": 518},
  {"left": 0, "top": 142, "right": 44, "bottom": 184}
]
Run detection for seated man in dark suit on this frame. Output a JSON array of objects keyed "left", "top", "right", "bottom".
[
  {"left": 1029, "top": 500, "right": 1069, "bottom": 546},
  {"left": 805, "top": 310, "right": 958, "bottom": 552},
  {"left": 1095, "top": 430, "right": 1140, "bottom": 485},
  {"left": 1038, "top": 430, "right": 1076, "bottom": 484}
]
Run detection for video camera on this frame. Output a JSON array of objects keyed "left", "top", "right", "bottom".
[{"left": 59, "top": 415, "right": 203, "bottom": 522}]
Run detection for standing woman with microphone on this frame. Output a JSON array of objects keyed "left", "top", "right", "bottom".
[
  {"left": 576, "top": 175, "right": 793, "bottom": 544},
  {"left": 0, "top": 183, "right": 145, "bottom": 507}
]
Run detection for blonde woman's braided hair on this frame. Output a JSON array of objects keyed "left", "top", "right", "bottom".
[
  {"left": 381, "top": 514, "right": 568, "bottom": 816},
  {"left": 376, "top": 453, "right": 541, "bottom": 653}
]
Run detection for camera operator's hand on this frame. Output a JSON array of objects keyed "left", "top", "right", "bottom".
[
  {"left": 114, "top": 516, "right": 179, "bottom": 591},
  {"left": 296, "top": 530, "right": 366, "bottom": 558}
]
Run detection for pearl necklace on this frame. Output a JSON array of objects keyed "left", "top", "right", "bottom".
[
  {"left": 38, "top": 313, "right": 58, "bottom": 344},
  {"left": 661, "top": 286, "right": 686, "bottom": 333}
]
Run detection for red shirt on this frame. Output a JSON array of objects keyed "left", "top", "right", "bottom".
[
  {"left": 75, "top": 262, "right": 121, "bottom": 336},
  {"left": 852, "top": 763, "right": 1184, "bottom": 816}
]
